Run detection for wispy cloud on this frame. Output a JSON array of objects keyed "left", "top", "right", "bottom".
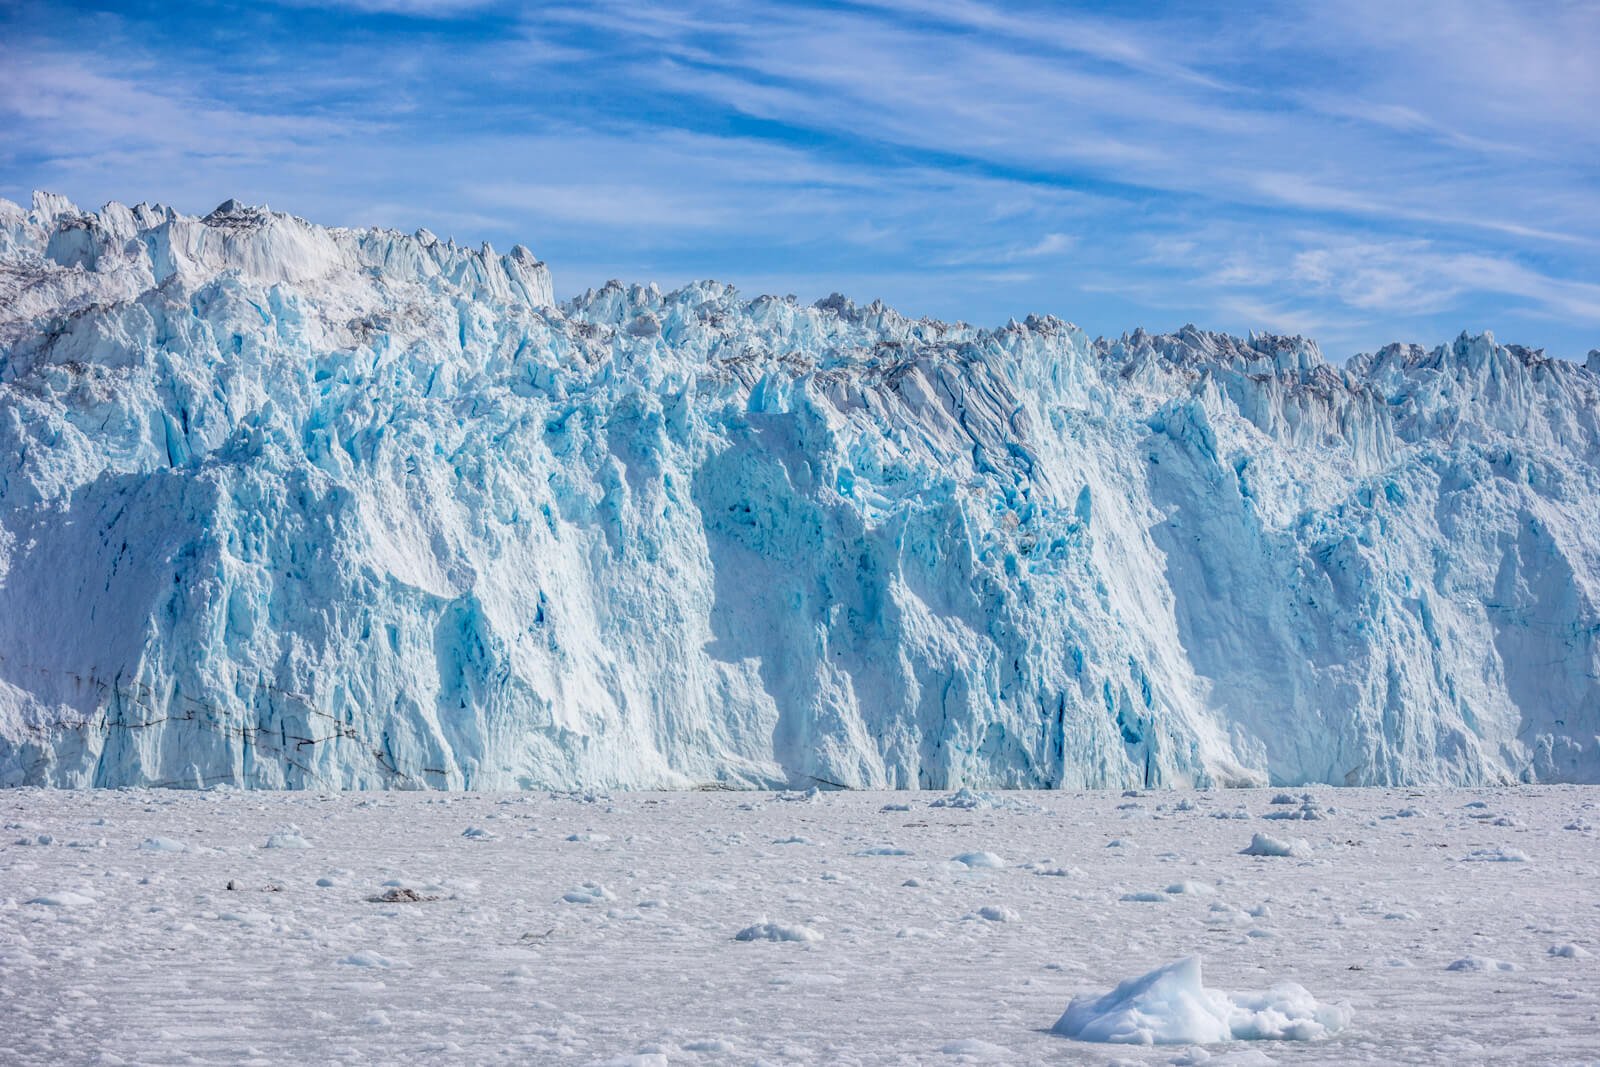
[
  {"left": 938, "top": 232, "right": 1075, "bottom": 267},
  {"left": 1, "top": 0, "right": 1596, "bottom": 358},
  {"left": 0, "top": 48, "right": 362, "bottom": 159},
  {"left": 278, "top": 0, "right": 503, "bottom": 16},
  {"left": 469, "top": 180, "right": 736, "bottom": 230}
]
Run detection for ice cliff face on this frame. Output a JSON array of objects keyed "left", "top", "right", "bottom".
[{"left": 2, "top": 192, "right": 1598, "bottom": 789}]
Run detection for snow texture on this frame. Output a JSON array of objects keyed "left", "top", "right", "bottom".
[
  {"left": 3, "top": 192, "right": 1600, "bottom": 790},
  {"left": 2, "top": 784, "right": 1594, "bottom": 1064}
]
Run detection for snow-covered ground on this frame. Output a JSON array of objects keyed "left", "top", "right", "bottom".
[{"left": 2, "top": 785, "right": 1596, "bottom": 1065}]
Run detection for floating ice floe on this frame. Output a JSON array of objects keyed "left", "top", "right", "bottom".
[
  {"left": 561, "top": 882, "right": 616, "bottom": 904},
  {"left": 929, "top": 788, "right": 1040, "bottom": 813},
  {"left": 950, "top": 851, "right": 1007, "bottom": 869},
  {"left": 1445, "top": 956, "right": 1518, "bottom": 972},
  {"left": 265, "top": 826, "right": 311, "bottom": 849},
  {"left": 1461, "top": 847, "right": 1529, "bottom": 863},
  {"left": 25, "top": 891, "right": 95, "bottom": 908},
  {"left": 1262, "top": 800, "right": 1332, "bottom": 821},
  {"left": 931, "top": 788, "right": 994, "bottom": 810},
  {"left": 1052, "top": 956, "right": 1350, "bottom": 1045},
  {"left": 1240, "top": 832, "right": 1311, "bottom": 858},
  {"left": 367, "top": 887, "right": 440, "bottom": 903},
  {"left": 139, "top": 837, "right": 190, "bottom": 853},
  {"left": 1024, "top": 860, "right": 1082, "bottom": 878},
  {"left": 937, "top": 1038, "right": 1013, "bottom": 1059},
  {"left": 338, "top": 951, "right": 409, "bottom": 969},
  {"left": 733, "top": 920, "right": 823, "bottom": 943}
]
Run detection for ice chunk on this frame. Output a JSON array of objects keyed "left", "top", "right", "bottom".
[
  {"left": 1461, "top": 847, "right": 1529, "bottom": 863},
  {"left": 1445, "top": 956, "right": 1518, "bottom": 972},
  {"left": 339, "top": 951, "right": 409, "bottom": 969},
  {"left": 139, "top": 837, "right": 190, "bottom": 853},
  {"left": 951, "top": 851, "right": 1007, "bottom": 869},
  {"left": 931, "top": 788, "right": 993, "bottom": 809},
  {"left": 561, "top": 882, "right": 616, "bottom": 904},
  {"left": 25, "top": 891, "right": 95, "bottom": 908},
  {"left": 733, "top": 920, "right": 822, "bottom": 943},
  {"left": 1052, "top": 956, "right": 1350, "bottom": 1045},
  {"left": 1241, "top": 833, "right": 1311, "bottom": 858},
  {"left": 265, "top": 827, "right": 311, "bottom": 849},
  {"left": 937, "top": 1039, "right": 1013, "bottom": 1059}
]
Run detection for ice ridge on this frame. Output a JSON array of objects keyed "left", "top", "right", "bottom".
[{"left": 1, "top": 192, "right": 1597, "bottom": 790}]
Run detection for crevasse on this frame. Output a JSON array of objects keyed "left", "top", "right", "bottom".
[{"left": 1, "top": 192, "right": 1597, "bottom": 790}]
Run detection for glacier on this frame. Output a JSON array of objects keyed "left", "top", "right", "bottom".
[{"left": 1, "top": 191, "right": 1598, "bottom": 790}]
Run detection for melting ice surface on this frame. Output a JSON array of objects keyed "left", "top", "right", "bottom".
[{"left": 2, "top": 192, "right": 1600, "bottom": 790}]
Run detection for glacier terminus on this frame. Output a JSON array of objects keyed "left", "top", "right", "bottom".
[{"left": 1, "top": 192, "right": 1597, "bottom": 791}]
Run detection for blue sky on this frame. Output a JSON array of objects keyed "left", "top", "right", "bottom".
[{"left": 2, "top": 0, "right": 1597, "bottom": 359}]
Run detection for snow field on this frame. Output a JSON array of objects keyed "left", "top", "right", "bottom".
[{"left": 1, "top": 785, "right": 1597, "bottom": 1064}]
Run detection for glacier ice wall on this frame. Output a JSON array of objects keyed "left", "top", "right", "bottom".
[{"left": 1, "top": 192, "right": 1598, "bottom": 789}]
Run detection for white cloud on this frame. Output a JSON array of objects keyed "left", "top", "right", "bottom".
[
  {"left": 2, "top": 0, "right": 1595, "bottom": 358},
  {"left": 468, "top": 181, "right": 736, "bottom": 230},
  {"left": 278, "top": 0, "right": 503, "bottom": 16}
]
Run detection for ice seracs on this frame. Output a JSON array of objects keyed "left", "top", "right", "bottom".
[{"left": 2, "top": 191, "right": 1600, "bottom": 790}]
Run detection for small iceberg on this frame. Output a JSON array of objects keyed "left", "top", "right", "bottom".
[{"left": 1052, "top": 956, "right": 1350, "bottom": 1045}]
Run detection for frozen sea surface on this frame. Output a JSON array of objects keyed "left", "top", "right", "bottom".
[{"left": 2, "top": 785, "right": 1597, "bottom": 1065}]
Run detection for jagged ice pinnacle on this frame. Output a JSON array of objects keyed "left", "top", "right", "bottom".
[{"left": 1, "top": 192, "right": 1598, "bottom": 790}]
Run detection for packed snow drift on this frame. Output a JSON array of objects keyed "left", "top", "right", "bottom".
[{"left": 2, "top": 192, "right": 1599, "bottom": 790}]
